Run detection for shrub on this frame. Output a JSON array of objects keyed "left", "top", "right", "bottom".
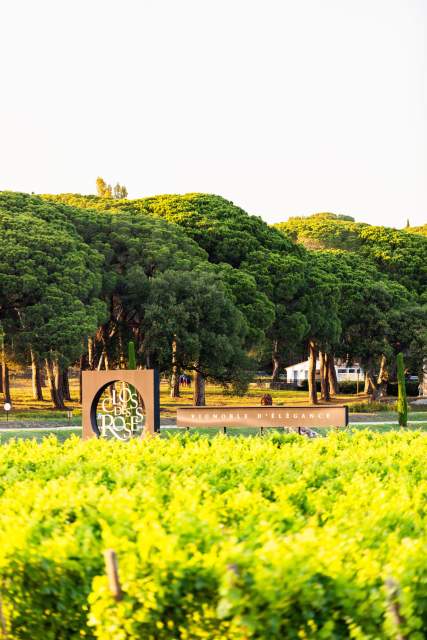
[
  {"left": 349, "top": 401, "right": 396, "bottom": 413},
  {"left": 387, "top": 381, "right": 419, "bottom": 397},
  {"left": 298, "top": 380, "right": 321, "bottom": 392},
  {"left": 338, "top": 381, "right": 359, "bottom": 394}
]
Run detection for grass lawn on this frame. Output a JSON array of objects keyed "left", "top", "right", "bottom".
[
  {"left": 2, "top": 376, "right": 417, "bottom": 421},
  {"left": 0, "top": 429, "right": 80, "bottom": 443},
  {"left": 2, "top": 420, "right": 427, "bottom": 445},
  {"left": 1, "top": 377, "right": 425, "bottom": 443}
]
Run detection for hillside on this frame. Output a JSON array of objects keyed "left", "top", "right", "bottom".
[
  {"left": 43, "top": 192, "right": 300, "bottom": 268},
  {"left": 275, "top": 213, "right": 427, "bottom": 294}
]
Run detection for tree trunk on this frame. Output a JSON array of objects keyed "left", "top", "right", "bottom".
[
  {"left": 31, "top": 350, "right": 44, "bottom": 401},
  {"left": 104, "top": 350, "right": 109, "bottom": 370},
  {"left": 62, "top": 368, "right": 71, "bottom": 402},
  {"left": 271, "top": 341, "right": 281, "bottom": 382},
  {"left": 364, "top": 372, "right": 369, "bottom": 394},
  {"left": 56, "top": 365, "right": 71, "bottom": 402},
  {"left": 376, "top": 355, "right": 388, "bottom": 399},
  {"left": 419, "top": 360, "right": 427, "bottom": 396},
  {"left": 193, "top": 371, "right": 206, "bottom": 406},
  {"left": 170, "top": 338, "right": 180, "bottom": 398},
  {"left": 319, "top": 351, "right": 330, "bottom": 401},
  {"left": 170, "top": 373, "right": 180, "bottom": 398},
  {"left": 118, "top": 333, "right": 126, "bottom": 369},
  {"left": 2, "top": 364, "right": 11, "bottom": 404},
  {"left": 97, "top": 352, "right": 105, "bottom": 370},
  {"left": 308, "top": 339, "right": 318, "bottom": 404},
  {"left": 364, "top": 367, "right": 377, "bottom": 397},
  {"left": 1, "top": 338, "right": 10, "bottom": 403},
  {"left": 0, "top": 364, "right": 3, "bottom": 394},
  {"left": 45, "top": 359, "right": 66, "bottom": 410},
  {"left": 326, "top": 352, "right": 339, "bottom": 396},
  {"left": 79, "top": 353, "right": 87, "bottom": 404},
  {"left": 88, "top": 337, "right": 95, "bottom": 370}
]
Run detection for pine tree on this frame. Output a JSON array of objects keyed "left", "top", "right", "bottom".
[
  {"left": 115, "top": 183, "right": 128, "bottom": 199},
  {"left": 96, "top": 177, "right": 113, "bottom": 198},
  {"left": 113, "top": 183, "right": 121, "bottom": 199},
  {"left": 96, "top": 177, "right": 107, "bottom": 197},
  {"left": 128, "top": 341, "right": 137, "bottom": 370}
]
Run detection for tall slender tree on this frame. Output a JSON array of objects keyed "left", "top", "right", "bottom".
[{"left": 397, "top": 352, "right": 408, "bottom": 427}]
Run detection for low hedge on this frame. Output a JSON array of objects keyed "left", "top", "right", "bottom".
[{"left": 388, "top": 381, "right": 419, "bottom": 397}]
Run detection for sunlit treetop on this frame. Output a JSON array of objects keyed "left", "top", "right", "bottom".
[{"left": 276, "top": 212, "right": 427, "bottom": 294}]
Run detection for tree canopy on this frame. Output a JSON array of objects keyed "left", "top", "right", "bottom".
[
  {"left": 276, "top": 213, "right": 427, "bottom": 295},
  {"left": 0, "top": 193, "right": 105, "bottom": 363},
  {"left": 0, "top": 191, "right": 425, "bottom": 406}
]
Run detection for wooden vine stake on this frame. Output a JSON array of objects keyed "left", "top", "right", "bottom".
[
  {"left": 0, "top": 591, "right": 8, "bottom": 639},
  {"left": 385, "top": 577, "right": 406, "bottom": 640},
  {"left": 104, "top": 549, "right": 122, "bottom": 602}
]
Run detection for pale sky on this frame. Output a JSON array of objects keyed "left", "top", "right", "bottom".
[{"left": 0, "top": 0, "right": 426, "bottom": 228}]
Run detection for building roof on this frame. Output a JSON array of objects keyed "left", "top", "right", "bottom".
[{"left": 285, "top": 360, "right": 312, "bottom": 371}]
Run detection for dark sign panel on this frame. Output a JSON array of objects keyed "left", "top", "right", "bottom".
[{"left": 177, "top": 405, "right": 348, "bottom": 429}]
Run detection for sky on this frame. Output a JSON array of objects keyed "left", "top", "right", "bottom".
[{"left": 0, "top": 0, "right": 426, "bottom": 228}]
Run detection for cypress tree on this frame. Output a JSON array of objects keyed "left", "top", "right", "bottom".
[
  {"left": 128, "top": 341, "right": 137, "bottom": 370},
  {"left": 396, "top": 352, "right": 408, "bottom": 427}
]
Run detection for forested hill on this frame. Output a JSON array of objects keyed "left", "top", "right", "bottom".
[
  {"left": 275, "top": 212, "right": 427, "bottom": 295},
  {"left": 43, "top": 193, "right": 300, "bottom": 267},
  {"left": 1, "top": 191, "right": 426, "bottom": 408},
  {"left": 43, "top": 192, "right": 312, "bottom": 384}
]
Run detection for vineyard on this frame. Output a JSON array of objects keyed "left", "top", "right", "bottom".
[{"left": 0, "top": 432, "right": 426, "bottom": 639}]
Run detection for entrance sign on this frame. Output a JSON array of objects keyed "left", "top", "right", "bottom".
[
  {"left": 82, "top": 370, "right": 160, "bottom": 440},
  {"left": 177, "top": 405, "right": 348, "bottom": 429}
]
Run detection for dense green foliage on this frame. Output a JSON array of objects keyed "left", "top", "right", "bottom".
[
  {"left": 44, "top": 192, "right": 298, "bottom": 265},
  {"left": 45, "top": 192, "right": 307, "bottom": 372},
  {"left": 0, "top": 192, "right": 260, "bottom": 402},
  {"left": 1, "top": 191, "right": 426, "bottom": 405},
  {"left": 276, "top": 212, "right": 427, "bottom": 295},
  {"left": 275, "top": 212, "right": 427, "bottom": 396},
  {"left": 0, "top": 193, "right": 105, "bottom": 365},
  {"left": 1, "top": 190, "right": 427, "bottom": 638},
  {"left": 1, "top": 433, "right": 427, "bottom": 638}
]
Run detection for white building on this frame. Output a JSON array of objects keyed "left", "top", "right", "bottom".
[{"left": 285, "top": 359, "right": 363, "bottom": 386}]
